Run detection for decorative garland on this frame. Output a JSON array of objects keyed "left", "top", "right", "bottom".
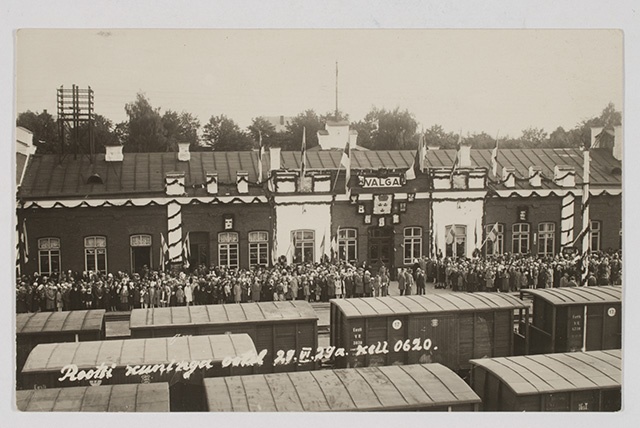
[
  {"left": 489, "top": 189, "right": 619, "bottom": 199},
  {"left": 23, "top": 196, "right": 268, "bottom": 210}
]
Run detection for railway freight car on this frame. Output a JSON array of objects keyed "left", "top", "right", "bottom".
[
  {"left": 16, "top": 383, "right": 170, "bottom": 412},
  {"left": 20, "top": 333, "right": 258, "bottom": 411},
  {"left": 129, "top": 301, "right": 318, "bottom": 373},
  {"left": 520, "top": 285, "right": 621, "bottom": 354},
  {"left": 330, "top": 293, "right": 529, "bottom": 373},
  {"left": 203, "top": 363, "right": 481, "bottom": 412},
  {"left": 16, "top": 310, "right": 106, "bottom": 386},
  {"left": 469, "top": 349, "right": 621, "bottom": 411}
]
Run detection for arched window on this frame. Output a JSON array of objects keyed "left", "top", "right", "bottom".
[
  {"left": 512, "top": 223, "right": 530, "bottom": 254},
  {"left": 248, "top": 231, "right": 269, "bottom": 267},
  {"left": 537, "top": 222, "right": 556, "bottom": 256},
  {"left": 218, "top": 232, "right": 239, "bottom": 268},
  {"left": 38, "top": 237, "right": 60, "bottom": 275},
  {"left": 292, "top": 230, "right": 315, "bottom": 263},
  {"left": 403, "top": 227, "right": 422, "bottom": 264},
  {"left": 337, "top": 228, "right": 357, "bottom": 262},
  {"left": 84, "top": 236, "right": 107, "bottom": 273}
]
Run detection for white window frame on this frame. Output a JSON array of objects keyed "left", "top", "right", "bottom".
[
  {"left": 338, "top": 228, "right": 357, "bottom": 262},
  {"left": 590, "top": 220, "right": 601, "bottom": 252},
  {"left": 537, "top": 222, "right": 556, "bottom": 256},
  {"left": 248, "top": 231, "right": 269, "bottom": 267},
  {"left": 218, "top": 232, "right": 239, "bottom": 268},
  {"left": 403, "top": 227, "right": 423, "bottom": 264},
  {"left": 512, "top": 223, "right": 530, "bottom": 254},
  {"left": 38, "top": 237, "right": 61, "bottom": 275},
  {"left": 293, "top": 230, "right": 315, "bottom": 263},
  {"left": 484, "top": 224, "right": 504, "bottom": 256},
  {"left": 84, "top": 236, "right": 107, "bottom": 274}
]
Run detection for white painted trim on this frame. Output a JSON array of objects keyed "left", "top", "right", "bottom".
[
  {"left": 493, "top": 188, "right": 621, "bottom": 198},
  {"left": 432, "top": 190, "right": 487, "bottom": 199},
  {"left": 272, "top": 194, "right": 334, "bottom": 204},
  {"left": 22, "top": 195, "right": 269, "bottom": 209}
]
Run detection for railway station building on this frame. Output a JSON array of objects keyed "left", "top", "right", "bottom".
[{"left": 16, "top": 122, "right": 622, "bottom": 276}]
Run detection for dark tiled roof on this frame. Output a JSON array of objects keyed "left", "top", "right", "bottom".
[
  {"left": 18, "top": 148, "right": 621, "bottom": 200},
  {"left": 427, "top": 148, "right": 621, "bottom": 188}
]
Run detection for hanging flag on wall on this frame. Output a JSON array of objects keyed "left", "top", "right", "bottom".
[
  {"left": 257, "top": 130, "right": 264, "bottom": 184},
  {"left": 490, "top": 134, "right": 499, "bottom": 177},
  {"left": 300, "top": 126, "right": 307, "bottom": 179},
  {"left": 341, "top": 139, "right": 351, "bottom": 195}
]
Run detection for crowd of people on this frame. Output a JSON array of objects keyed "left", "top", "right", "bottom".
[{"left": 15, "top": 250, "right": 621, "bottom": 314}]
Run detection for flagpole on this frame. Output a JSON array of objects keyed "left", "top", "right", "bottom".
[
  {"left": 332, "top": 158, "right": 343, "bottom": 192},
  {"left": 580, "top": 142, "right": 591, "bottom": 286}
]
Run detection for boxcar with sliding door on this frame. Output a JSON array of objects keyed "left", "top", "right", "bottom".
[
  {"left": 330, "top": 293, "right": 529, "bottom": 373},
  {"left": 469, "top": 349, "right": 621, "bottom": 411},
  {"left": 204, "top": 363, "right": 481, "bottom": 412},
  {"left": 520, "top": 285, "right": 621, "bottom": 354},
  {"left": 129, "top": 300, "right": 318, "bottom": 373},
  {"left": 16, "top": 383, "right": 170, "bottom": 412},
  {"left": 16, "top": 310, "right": 106, "bottom": 385},
  {"left": 20, "top": 333, "right": 257, "bottom": 411}
]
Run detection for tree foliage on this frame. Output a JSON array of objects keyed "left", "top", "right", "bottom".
[
  {"left": 353, "top": 107, "right": 418, "bottom": 150},
  {"left": 16, "top": 110, "right": 59, "bottom": 154},
  {"left": 202, "top": 115, "right": 254, "bottom": 151},
  {"left": 162, "top": 110, "right": 201, "bottom": 151},
  {"left": 284, "top": 109, "right": 323, "bottom": 151},
  {"left": 123, "top": 93, "right": 167, "bottom": 152}
]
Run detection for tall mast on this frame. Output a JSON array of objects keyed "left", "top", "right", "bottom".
[{"left": 335, "top": 61, "right": 339, "bottom": 120}]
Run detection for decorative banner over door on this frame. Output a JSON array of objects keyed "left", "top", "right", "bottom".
[{"left": 373, "top": 194, "right": 394, "bottom": 215}]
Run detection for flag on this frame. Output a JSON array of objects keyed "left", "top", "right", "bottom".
[
  {"left": 445, "top": 226, "right": 456, "bottom": 245},
  {"left": 257, "top": 130, "right": 264, "bottom": 183},
  {"left": 271, "top": 237, "right": 278, "bottom": 266},
  {"left": 300, "top": 126, "right": 307, "bottom": 179},
  {"left": 487, "top": 222, "right": 500, "bottom": 242},
  {"left": 474, "top": 219, "right": 479, "bottom": 248},
  {"left": 182, "top": 232, "right": 191, "bottom": 262},
  {"left": 450, "top": 133, "right": 462, "bottom": 180},
  {"left": 418, "top": 133, "right": 427, "bottom": 173},
  {"left": 21, "top": 218, "right": 29, "bottom": 264},
  {"left": 160, "top": 233, "right": 169, "bottom": 269},
  {"left": 341, "top": 140, "right": 351, "bottom": 194},
  {"left": 405, "top": 157, "right": 416, "bottom": 181},
  {"left": 490, "top": 138, "right": 499, "bottom": 177}
]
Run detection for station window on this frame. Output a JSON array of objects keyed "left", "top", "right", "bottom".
[
  {"left": 84, "top": 236, "right": 107, "bottom": 274},
  {"left": 537, "top": 222, "right": 556, "bottom": 256},
  {"left": 512, "top": 223, "right": 530, "bottom": 254},
  {"left": 293, "top": 230, "right": 315, "bottom": 263},
  {"left": 590, "top": 221, "right": 601, "bottom": 252},
  {"left": 338, "top": 228, "right": 357, "bottom": 262},
  {"left": 484, "top": 223, "right": 504, "bottom": 256},
  {"left": 38, "top": 237, "right": 60, "bottom": 275},
  {"left": 248, "top": 231, "right": 269, "bottom": 267},
  {"left": 445, "top": 225, "right": 466, "bottom": 258},
  {"left": 403, "top": 227, "right": 422, "bottom": 264},
  {"left": 218, "top": 232, "right": 239, "bottom": 269}
]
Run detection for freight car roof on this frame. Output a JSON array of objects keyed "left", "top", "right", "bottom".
[
  {"left": 16, "top": 310, "right": 105, "bottom": 335},
  {"left": 16, "top": 383, "right": 170, "bottom": 412},
  {"left": 470, "top": 349, "right": 621, "bottom": 395},
  {"left": 331, "top": 293, "right": 527, "bottom": 318},
  {"left": 204, "top": 363, "right": 480, "bottom": 411},
  {"left": 521, "top": 285, "right": 622, "bottom": 306},
  {"left": 22, "top": 333, "right": 256, "bottom": 373},
  {"left": 129, "top": 300, "right": 318, "bottom": 330}
]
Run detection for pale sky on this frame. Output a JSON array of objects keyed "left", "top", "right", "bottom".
[{"left": 16, "top": 29, "right": 622, "bottom": 138}]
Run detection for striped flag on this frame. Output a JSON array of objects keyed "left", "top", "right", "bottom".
[
  {"left": 487, "top": 222, "right": 500, "bottom": 242},
  {"left": 182, "top": 232, "right": 191, "bottom": 264},
  {"left": 20, "top": 218, "right": 29, "bottom": 264},
  {"left": 160, "top": 233, "right": 168, "bottom": 269},
  {"left": 418, "top": 132, "right": 427, "bottom": 173},
  {"left": 341, "top": 139, "right": 351, "bottom": 194},
  {"left": 300, "top": 126, "right": 307, "bottom": 179},
  {"left": 257, "top": 130, "right": 264, "bottom": 184},
  {"left": 445, "top": 226, "right": 456, "bottom": 245}
]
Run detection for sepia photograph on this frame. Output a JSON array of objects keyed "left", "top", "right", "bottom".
[{"left": 4, "top": 4, "right": 637, "bottom": 422}]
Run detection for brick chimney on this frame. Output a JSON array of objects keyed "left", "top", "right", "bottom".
[
  {"left": 459, "top": 141, "right": 472, "bottom": 167},
  {"left": 528, "top": 166, "right": 542, "bottom": 188},
  {"left": 269, "top": 147, "right": 281, "bottom": 172},
  {"left": 236, "top": 171, "right": 248, "bottom": 194}
]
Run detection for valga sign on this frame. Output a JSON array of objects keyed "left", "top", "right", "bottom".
[{"left": 358, "top": 175, "right": 404, "bottom": 188}]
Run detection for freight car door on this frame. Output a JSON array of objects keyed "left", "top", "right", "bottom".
[
  {"left": 602, "top": 304, "right": 622, "bottom": 350},
  {"left": 407, "top": 315, "right": 458, "bottom": 369}
]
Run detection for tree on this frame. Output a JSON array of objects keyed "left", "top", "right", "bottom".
[
  {"left": 202, "top": 115, "right": 254, "bottom": 151},
  {"left": 123, "top": 93, "right": 167, "bottom": 152},
  {"left": 520, "top": 127, "right": 548, "bottom": 148},
  {"left": 569, "top": 102, "right": 622, "bottom": 149},
  {"left": 16, "top": 110, "right": 59, "bottom": 154},
  {"left": 247, "top": 117, "right": 277, "bottom": 148},
  {"left": 162, "top": 110, "right": 201, "bottom": 152},
  {"left": 284, "top": 109, "right": 324, "bottom": 150},
  {"left": 547, "top": 126, "right": 570, "bottom": 148},
  {"left": 355, "top": 107, "right": 418, "bottom": 150}
]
